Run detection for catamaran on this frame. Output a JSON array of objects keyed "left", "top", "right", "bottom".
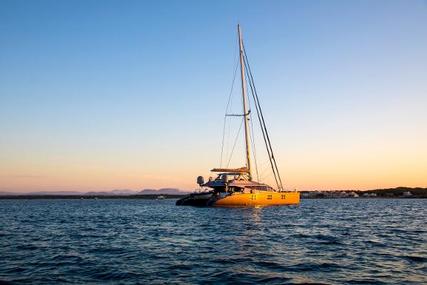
[{"left": 176, "top": 25, "right": 300, "bottom": 207}]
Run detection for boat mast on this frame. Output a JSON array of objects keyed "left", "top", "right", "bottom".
[{"left": 238, "top": 24, "right": 252, "bottom": 180}]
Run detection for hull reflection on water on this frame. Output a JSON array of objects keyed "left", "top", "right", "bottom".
[{"left": 176, "top": 191, "right": 300, "bottom": 207}]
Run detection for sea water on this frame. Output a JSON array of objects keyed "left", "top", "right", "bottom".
[{"left": 0, "top": 199, "right": 426, "bottom": 284}]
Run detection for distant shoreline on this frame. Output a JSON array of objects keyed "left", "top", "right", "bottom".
[
  {"left": 0, "top": 187, "right": 426, "bottom": 199},
  {"left": 0, "top": 196, "right": 425, "bottom": 200},
  {"left": 0, "top": 194, "right": 186, "bottom": 200},
  {"left": 300, "top": 187, "right": 427, "bottom": 199}
]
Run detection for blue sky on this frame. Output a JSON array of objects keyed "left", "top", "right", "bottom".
[{"left": 1, "top": 0, "right": 426, "bottom": 191}]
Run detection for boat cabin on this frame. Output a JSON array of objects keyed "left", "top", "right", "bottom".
[{"left": 202, "top": 168, "right": 275, "bottom": 194}]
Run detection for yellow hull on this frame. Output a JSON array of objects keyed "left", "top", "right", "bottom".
[{"left": 213, "top": 191, "right": 300, "bottom": 207}]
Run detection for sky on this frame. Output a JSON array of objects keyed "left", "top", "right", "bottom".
[{"left": 0, "top": 0, "right": 426, "bottom": 192}]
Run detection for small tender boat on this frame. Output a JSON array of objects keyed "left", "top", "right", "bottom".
[{"left": 176, "top": 25, "right": 300, "bottom": 207}]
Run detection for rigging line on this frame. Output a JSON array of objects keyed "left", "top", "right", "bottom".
[
  {"left": 246, "top": 72, "right": 260, "bottom": 182},
  {"left": 259, "top": 164, "right": 273, "bottom": 182},
  {"left": 243, "top": 54, "right": 280, "bottom": 190},
  {"left": 248, "top": 74, "right": 280, "bottom": 189},
  {"left": 226, "top": 117, "right": 244, "bottom": 168},
  {"left": 258, "top": 159, "right": 271, "bottom": 174},
  {"left": 220, "top": 53, "right": 240, "bottom": 167},
  {"left": 243, "top": 46, "right": 283, "bottom": 190},
  {"left": 243, "top": 44, "right": 284, "bottom": 190},
  {"left": 258, "top": 159, "right": 274, "bottom": 182},
  {"left": 246, "top": 67, "right": 282, "bottom": 191},
  {"left": 250, "top": 111, "right": 260, "bottom": 182}
]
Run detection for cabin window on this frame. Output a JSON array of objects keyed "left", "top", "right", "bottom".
[
  {"left": 267, "top": 194, "right": 272, "bottom": 200},
  {"left": 281, "top": 194, "right": 286, "bottom": 199}
]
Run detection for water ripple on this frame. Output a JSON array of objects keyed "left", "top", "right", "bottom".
[{"left": 0, "top": 199, "right": 426, "bottom": 284}]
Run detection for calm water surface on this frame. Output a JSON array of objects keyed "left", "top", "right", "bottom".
[{"left": 0, "top": 199, "right": 426, "bottom": 284}]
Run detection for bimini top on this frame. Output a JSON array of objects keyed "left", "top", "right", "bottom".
[{"left": 210, "top": 167, "right": 249, "bottom": 173}]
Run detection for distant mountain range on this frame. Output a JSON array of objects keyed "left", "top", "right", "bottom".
[
  {"left": 138, "top": 188, "right": 188, "bottom": 195},
  {"left": 0, "top": 188, "right": 190, "bottom": 196},
  {"left": 1, "top": 187, "right": 425, "bottom": 197}
]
